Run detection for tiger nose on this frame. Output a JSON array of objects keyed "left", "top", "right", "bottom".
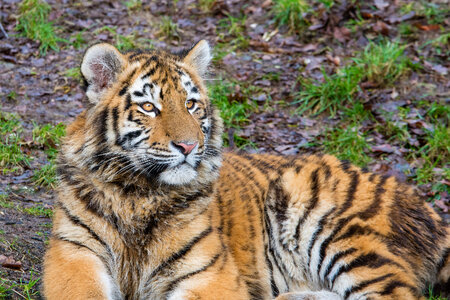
[{"left": 172, "top": 141, "right": 198, "bottom": 155}]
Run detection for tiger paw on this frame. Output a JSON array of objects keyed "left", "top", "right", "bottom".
[{"left": 274, "top": 291, "right": 343, "bottom": 300}]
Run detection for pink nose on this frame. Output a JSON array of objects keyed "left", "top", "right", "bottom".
[{"left": 173, "top": 141, "right": 198, "bottom": 155}]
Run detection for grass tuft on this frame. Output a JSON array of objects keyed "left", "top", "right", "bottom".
[
  {"left": 272, "top": 0, "right": 310, "bottom": 32},
  {"left": 157, "top": 17, "right": 180, "bottom": 40},
  {"left": 295, "top": 41, "right": 411, "bottom": 116},
  {"left": 353, "top": 41, "right": 410, "bottom": 86},
  {"left": 32, "top": 122, "right": 65, "bottom": 188},
  {"left": 322, "top": 125, "right": 372, "bottom": 167},
  {"left": 198, "top": 0, "right": 216, "bottom": 12},
  {"left": 16, "top": 0, "right": 66, "bottom": 55},
  {"left": 295, "top": 66, "right": 362, "bottom": 116},
  {"left": 208, "top": 80, "right": 257, "bottom": 148},
  {"left": 0, "top": 111, "right": 30, "bottom": 169}
]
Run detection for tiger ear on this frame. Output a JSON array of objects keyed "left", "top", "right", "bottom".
[
  {"left": 81, "top": 43, "right": 126, "bottom": 103},
  {"left": 182, "top": 40, "right": 211, "bottom": 78}
]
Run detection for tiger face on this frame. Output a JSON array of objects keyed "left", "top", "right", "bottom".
[{"left": 75, "top": 41, "right": 222, "bottom": 186}]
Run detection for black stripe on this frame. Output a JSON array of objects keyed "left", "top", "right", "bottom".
[
  {"left": 359, "top": 175, "right": 388, "bottom": 220},
  {"left": 142, "top": 67, "right": 156, "bottom": 80},
  {"left": 294, "top": 168, "right": 321, "bottom": 242},
  {"left": 117, "top": 130, "right": 142, "bottom": 147},
  {"left": 265, "top": 254, "right": 279, "bottom": 297},
  {"left": 111, "top": 107, "right": 119, "bottom": 134},
  {"left": 149, "top": 226, "right": 213, "bottom": 279},
  {"left": 436, "top": 247, "right": 449, "bottom": 274},
  {"left": 322, "top": 248, "right": 357, "bottom": 281},
  {"left": 125, "top": 94, "right": 132, "bottom": 110},
  {"left": 334, "top": 224, "right": 384, "bottom": 243},
  {"left": 165, "top": 252, "right": 221, "bottom": 294},
  {"left": 307, "top": 207, "right": 336, "bottom": 266},
  {"left": 58, "top": 204, "right": 109, "bottom": 250},
  {"left": 343, "top": 273, "right": 393, "bottom": 299},
  {"left": 316, "top": 170, "right": 359, "bottom": 269},
  {"left": 380, "top": 280, "right": 417, "bottom": 296},
  {"left": 264, "top": 205, "right": 290, "bottom": 289},
  {"left": 54, "top": 234, "right": 96, "bottom": 253},
  {"left": 119, "top": 85, "right": 128, "bottom": 96},
  {"left": 133, "top": 136, "right": 149, "bottom": 147},
  {"left": 339, "top": 170, "right": 359, "bottom": 215},
  {"left": 96, "top": 107, "right": 109, "bottom": 143},
  {"left": 320, "top": 159, "right": 332, "bottom": 180},
  {"left": 330, "top": 253, "right": 402, "bottom": 286}
]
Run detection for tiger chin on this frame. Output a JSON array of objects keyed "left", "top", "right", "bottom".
[{"left": 43, "top": 40, "right": 449, "bottom": 300}]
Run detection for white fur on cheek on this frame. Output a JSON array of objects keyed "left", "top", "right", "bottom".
[{"left": 159, "top": 164, "right": 197, "bottom": 185}]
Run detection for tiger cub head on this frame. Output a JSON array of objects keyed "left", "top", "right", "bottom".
[{"left": 64, "top": 41, "right": 223, "bottom": 187}]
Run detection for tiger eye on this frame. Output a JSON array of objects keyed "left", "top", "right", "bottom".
[
  {"left": 186, "top": 100, "right": 195, "bottom": 109},
  {"left": 142, "top": 102, "right": 155, "bottom": 112}
]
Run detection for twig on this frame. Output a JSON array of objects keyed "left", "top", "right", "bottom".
[
  {"left": 11, "top": 289, "right": 27, "bottom": 299},
  {"left": 0, "top": 21, "right": 8, "bottom": 39}
]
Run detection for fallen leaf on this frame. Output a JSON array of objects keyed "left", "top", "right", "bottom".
[
  {"left": 373, "top": 21, "right": 390, "bottom": 36},
  {"left": 326, "top": 54, "right": 341, "bottom": 66},
  {"left": 374, "top": 0, "right": 389, "bottom": 10},
  {"left": 372, "top": 144, "right": 401, "bottom": 155},
  {"left": 0, "top": 255, "right": 22, "bottom": 270},
  {"left": 431, "top": 64, "right": 448, "bottom": 76},
  {"left": 333, "top": 27, "right": 351, "bottom": 43},
  {"left": 414, "top": 23, "right": 440, "bottom": 31},
  {"left": 261, "top": 0, "right": 272, "bottom": 8},
  {"left": 435, "top": 199, "right": 449, "bottom": 213}
]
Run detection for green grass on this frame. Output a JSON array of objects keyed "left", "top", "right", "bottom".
[
  {"left": 32, "top": 122, "right": 65, "bottom": 188},
  {"left": 32, "top": 122, "right": 65, "bottom": 159},
  {"left": 0, "top": 193, "right": 53, "bottom": 217},
  {"left": 157, "top": 17, "right": 180, "bottom": 40},
  {"left": 295, "top": 66, "right": 362, "bottom": 116},
  {"left": 208, "top": 80, "right": 257, "bottom": 148},
  {"left": 63, "top": 67, "right": 82, "bottom": 81},
  {"left": 343, "top": 101, "right": 373, "bottom": 123},
  {"left": 198, "top": 0, "right": 216, "bottom": 11},
  {"left": 420, "top": 125, "right": 449, "bottom": 166},
  {"left": 32, "top": 163, "right": 57, "bottom": 188},
  {"left": 272, "top": 0, "right": 311, "bottom": 32},
  {"left": 0, "top": 271, "right": 40, "bottom": 299},
  {"left": 0, "top": 111, "right": 31, "bottom": 169},
  {"left": 69, "top": 31, "right": 87, "bottom": 49},
  {"left": 16, "top": 0, "right": 66, "bottom": 55},
  {"left": 353, "top": 41, "right": 410, "bottom": 86},
  {"left": 23, "top": 205, "right": 53, "bottom": 218},
  {"left": 94, "top": 26, "right": 141, "bottom": 51},
  {"left": 375, "top": 111, "right": 410, "bottom": 143},
  {"left": 123, "top": 0, "right": 141, "bottom": 10},
  {"left": 426, "top": 286, "right": 447, "bottom": 300},
  {"left": 426, "top": 102, "right": 450, "bottom": 126},
  {"left": 322, "top": 124, "right": 372, "bottom": 167},
  {"left": 295, "top": 41, "right": 411, "bottom": 116},
  {"left": 0, "top": 194, "right": 14, "bottom": 209},
  {"left": 7, "top": 91, "right": 17, "bottom": 102}
]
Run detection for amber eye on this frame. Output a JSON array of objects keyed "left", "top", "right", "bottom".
[
  {"left": 186, "top": 99, "right": 196, "bottom": 110},
  {"left": 141, "top": 102, "right": 155, "bottom": 112}
]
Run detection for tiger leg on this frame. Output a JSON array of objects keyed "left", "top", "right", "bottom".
[
  {"left": 165, "top": 249, "right": 253, "bottom": 300},
  {"left": 43, "top": 238, "right": 120, "bottom": 300},
  {"left": 323, "top": 251, "right": 425, "bottom": 300}
]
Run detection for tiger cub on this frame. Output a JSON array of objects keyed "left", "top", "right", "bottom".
[{"left": 43, "top": 40, "right": 449, "bottom": 300}]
